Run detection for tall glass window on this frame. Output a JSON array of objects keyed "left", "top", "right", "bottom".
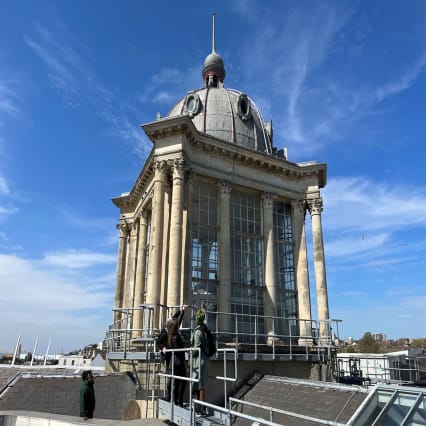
[
  {"left": 230, "top": 190, "right": 264, "bottom": 337},
  {"left": 274, "top": 202, "right": 297, "bottom": 336},
  {"left": 191, "top": 179, "right": 218, "bottom": 312}
]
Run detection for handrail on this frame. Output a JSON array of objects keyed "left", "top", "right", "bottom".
[
  {"left": 193, "top": 398, "right": 282, "bottom": 426},
  {"left": 228, "top": 397, "right": 347, "bottom": 425},
  {"left": 157, "top": 347, "right": 201, "bottom": 419},
  {"left": 103, "top": 304, "right": 342, "bottom": 360}
]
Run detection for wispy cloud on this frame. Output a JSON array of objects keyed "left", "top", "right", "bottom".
[
  {"left": 326, "top": 232, "right": 390, "bottom": 258},
  {"left": 43, "top": 249, "right": 116, "bottom": 269},
  {"left": 0, "top": 204, "right": 18, "bottom": 222},
  {"left": 0, "top": 174, "right": 10, "bottom": 195},
  {"left": 140, "top": 66, "right": 201, "bottom": 108},
  {"left": 323, "top": 176, "right": 426, "bottom": 268},
  {"left": 233, "top": 3, "right": 426, "bottom": 155},
  {"left": 25, "top": 22, "right": 152, "bottom": 158},
  {"left": 373, "top": 54, "right": 426, "bottom": 103},
  {"left": 57, "top": 207, "right": 114, "bottom": 231},
  {"left": 0, "top": 80, "right": 20, "bottom": 118},
  {"left": 0, "top": 253, "right": 113, "bottom": 352},
  {"left": 324, "top": 177, "right": 426, "bottom": 233}
]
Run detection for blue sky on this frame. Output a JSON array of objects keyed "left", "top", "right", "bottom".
[{"left": 1, "top": 1, "right": 426, "bottom": 354}]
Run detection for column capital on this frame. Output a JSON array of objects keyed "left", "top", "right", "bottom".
[
  {"left": 307, "top": 197, "right": 323, "bottom": 215},
  {"left": 170, "top": 157, "right": 185, "bottom": 180},
  {"left": 262, "top": 192, "right": 276, "bottom": 209},
  {"left": 218, "top": 181, "right": 232, "bottom": 195},
  {"left": 129, "top": 221, "right": 138, "bottom": 237},
  {"left": 170, "top": 157, "right": 185, "bottom": 169},
  {"left": 117, "top": 220, "right": 129, "bottom": 238},
  {"left": 140, "top": 209, "right": 150, "bottom": 220},
  {"left": 153, "top": 159, "right": 168, "bottom": 179}
]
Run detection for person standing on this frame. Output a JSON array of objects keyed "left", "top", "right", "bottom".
[
  {"left": 191, "top": 309, "right": 208, "bottom": 415},
  {"left": 80, "top": 370, "right": 95, "bottom": 420},
  {"left": 158, "top": 305, "right": 187, "bottom": 403},
  {"left": 167, "top": 307, "right": 187, "bottom": 406}
]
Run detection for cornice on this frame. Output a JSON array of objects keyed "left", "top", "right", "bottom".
[
  {"left": 189, "top": 133, "right": 327, "bottom": 188},
  {"left": 142, "top": 114, "right": 326, "bottom": 187},
  {"left": 113, "top": 114, "right": 327, "bottom": 213},
  {"left": 142, "top": 115, "right": 197, "bottom": 144}
]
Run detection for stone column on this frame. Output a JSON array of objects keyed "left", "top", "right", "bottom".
[
  {"left": 292, "top": 200, "right": 312, "bottom": 344},
  {"left": 167, "top": 158, "right": 185, "bottom": 308},
  {"left": 113, "top": 221, "right": 129, "bottom": 323},
  {"left": 182, "top": 170, "right": 193, "bottom": 317},
  {"left": 217, "top": 181, "right": 232, "bottom": 333},
  {"left": 146, "top": 160, "right": 167, "bottom": 328},
  {"left": 308, "top": 197, "right": 330, "bottom": 340},
  {"left": 123, "top": 221, "right": 138, "bottom": 328},
  {"left": 262, "top": 193, "right": 278, "bottom": 343},
  {"left": 133, "top": 210, "right": 149, "bottom": 336}
]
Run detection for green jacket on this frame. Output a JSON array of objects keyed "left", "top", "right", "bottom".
[{"left": 80, "top": 381, "right": 95, "bottom": 418}]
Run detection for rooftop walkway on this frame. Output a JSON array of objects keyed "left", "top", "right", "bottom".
[{"left": 0, "top": 410, "right": 166, "bottom": 425}]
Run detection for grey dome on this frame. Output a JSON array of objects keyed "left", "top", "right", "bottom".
[
  {"left": 202, "top": 52, "right": 226, "bottom": 82},
  {"left": 168, "top": 87, "right": 273, "bottom": 154}
]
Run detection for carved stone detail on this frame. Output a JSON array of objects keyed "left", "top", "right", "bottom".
[
  {"left": 262, "top": 192, "right": 276, "bottom": 209},
  {"left": 153, "top": 159, "right": 168, "bottom": 179},
  {"left": 117, "top": 221, "right": 129, "bottom": 238},
  {"left": 308, "top": 198, "right": 323, "bottom": 215},
  {"left": 171, "top": 158, "right": 185, "bottom": 179},
  {"left": 218, "top": 181, "right": 232, "bottom": 195}
]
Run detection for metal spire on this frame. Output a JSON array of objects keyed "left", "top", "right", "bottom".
[{"left": 212, "top": 13, "right": 216, "bottom": 53}]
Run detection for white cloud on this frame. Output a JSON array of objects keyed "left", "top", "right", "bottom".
[
  {"left": 0, "top": 173, "right": 10, "bottom": 195},
  {"left": 0, "top": 204, "right": 18, "bottom": 221},
  {"left": 57, "top": 207, "right": 115, "bottom": 231},
  {"left": 0, "top": 253, "right": 114, "bottom": 352},
  {"left": 323, "top": 176, "right": 426, "bottom": 233},
  {"left": 140, "top": 65, "right": 201, "bottom": 107},
  {"left": 232, "top": 3, "right": 426, "bottom": 156},
  {"left": 373, "top": 54, "right": 426, "bottom": 103},
  {"left": 0, "top": 81, "right": 20, "bottom": 118},
  {"left": 43, "top": 249, "right": 116, "bottom": 269},
  {"left": 326, "top": 232, "right": 390, "bottom": 258}
]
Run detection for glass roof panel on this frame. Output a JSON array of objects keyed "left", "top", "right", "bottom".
[
  {"left": 350, "top": 385, "right": 426, "bottom": 426},
  {"left": 405, "top": 395, "right": 426, "bottom": 426}
]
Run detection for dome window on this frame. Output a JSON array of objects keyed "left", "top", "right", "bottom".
[
  {"left": 237, "top": 94, "right": 251, "bottom": 121},
  {"left": 184, "top": 93, "right": 201, "bottom": 117}
]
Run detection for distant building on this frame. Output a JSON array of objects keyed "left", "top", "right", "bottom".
[
  {"left": 57, "top": 355, "right": 90, "bottom": 368},
  {"left": 337, "top": 350, "right": 423, "bottom": 383},
  {"left": 373, "top": 332, "right": 387, "bottom": 342}
]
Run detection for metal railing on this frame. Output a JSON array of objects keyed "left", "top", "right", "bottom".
[
  {"left": 158, "top": 347, "right": 238, "bottom": 425},
  {"left": 228, "top": 397, "right": 347, "bottom": 425},
  {"left": 103, "top": 304, "right": 342, "bottom": 360},
  {"left": 337, "top": 355, "right": 421, "bottom": 385}
]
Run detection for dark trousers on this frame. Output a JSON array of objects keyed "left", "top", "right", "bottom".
[{"left": 166, "top": 362, "right": 187, "bottom": 406}]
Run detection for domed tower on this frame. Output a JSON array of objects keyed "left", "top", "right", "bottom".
[
  {"left": 168, "top": 14, "right": 274, "bottom": 155},
  {"left": 110, "top": 14, "right": 332, "bottom": 373}
]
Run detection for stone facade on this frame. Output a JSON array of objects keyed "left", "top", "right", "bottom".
[{"left": 111, "top": 28, "right": 331, "bottom": 345}]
